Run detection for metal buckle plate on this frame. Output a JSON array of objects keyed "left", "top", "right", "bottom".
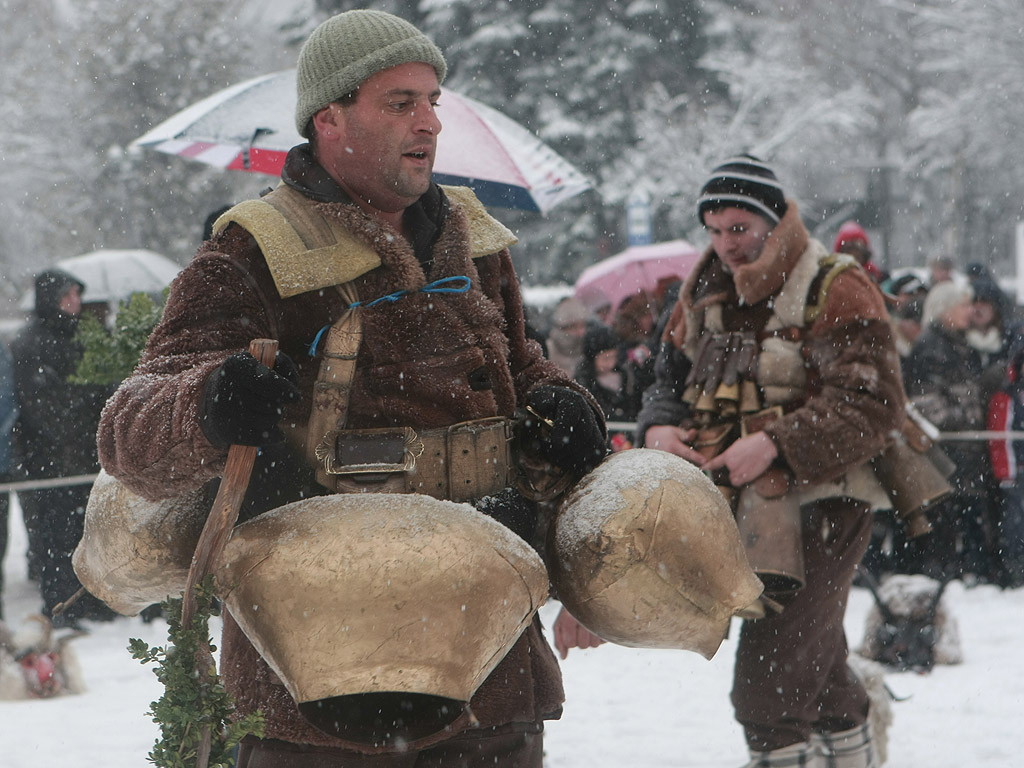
[{"left": 316, "top": 427, "right": 424, "bottom": 475}]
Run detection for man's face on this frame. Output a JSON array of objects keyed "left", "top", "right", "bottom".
[
  {"left": 971, "top": 300, "right": 997, "bottom": 329},
  {"left": 558, "top": 319, "right": 587, "bottom": 339},
  {"left": 703, "top": 207, "right": 774, "bottom": 272},
  {"left": 59, "top": 284, "right": 82, "bottom": 316},
  {"left": 838, "top": 241, "right": 871, "bottom": 266},
  {"left": 594, "top": 348, "right": 618, "bottom": 375},
  {"left": 315, "top": 62, "right": 442, "bottom": 214}
]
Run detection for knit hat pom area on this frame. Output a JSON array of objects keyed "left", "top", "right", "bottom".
[
  {"left": 295, "top": 9, "right": 448, "bottom": 137},
  {"left": 697, "top": 154, "right": 787, "bottom": 226}
]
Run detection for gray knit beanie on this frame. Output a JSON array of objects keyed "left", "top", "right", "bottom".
[{"left": 295, "top": 10, "right": 447, "bottom": 137}]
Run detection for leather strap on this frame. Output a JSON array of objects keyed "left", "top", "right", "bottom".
[{"left": 321, "top": 418, "right": 514, "bottom": 503}]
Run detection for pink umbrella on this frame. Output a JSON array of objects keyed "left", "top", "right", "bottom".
[
  {"left": 129, "top": 69, "right": 590, "bottom": 214},
  {"left": 574, "top": 240, "right": 701, "bottom": 312}
]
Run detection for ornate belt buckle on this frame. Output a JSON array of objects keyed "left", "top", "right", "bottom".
[{"left": 316, "top": 427, "right": 424, "bottom": 475}]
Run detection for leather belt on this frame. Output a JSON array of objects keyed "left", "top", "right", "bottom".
[{"left": 315, "top": 417, "right": 513, "bottom": 503}]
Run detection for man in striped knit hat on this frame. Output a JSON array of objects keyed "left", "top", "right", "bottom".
[{"left": 638, "top": 155, "right": 904, "bottom": 767}]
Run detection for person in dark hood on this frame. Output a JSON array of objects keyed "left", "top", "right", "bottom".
[
  {"left": 967, "top": 275, "right": 1011, "bottom": 365},
  {"left": 903, "top": 282, "right": 998, "bottom": 582},
  {"left": 574, "top": 325, "right": 642, "bottom": 450},
  {"left": 10, "top": 268, "right": 114, "bottom": 626}
]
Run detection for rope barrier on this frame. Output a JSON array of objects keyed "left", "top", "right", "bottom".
[
  {"left": 0, "top": 473, "right": 99, "bottom": 494},
  {"left": 1, "top": 430, "right": 1021, "bottom": 495},
  {"left": 939, "top": 430, "right": 1024, "bottom": 442},
  {"left": 603, "top": 422, "right": 1024, "bottom": 445}
]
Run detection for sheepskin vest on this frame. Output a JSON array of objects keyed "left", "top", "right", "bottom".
[
  {"left": 687, "top": 243, "right": 890, "bottom": 510},
  {"left": 213, "top": 183, "right": 517, "bottom": 300}
]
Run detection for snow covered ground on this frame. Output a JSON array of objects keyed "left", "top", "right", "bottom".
[{"left": 2, "top": 495, "right": 1022, "bottom": 767}]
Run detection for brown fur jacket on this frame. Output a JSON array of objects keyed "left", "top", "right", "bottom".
[
  {"left": 637, "top": 201, "right": 905, "bottom": 488},
  {"left": 97, "top": 181, "right": 582, "bottom": 753}
]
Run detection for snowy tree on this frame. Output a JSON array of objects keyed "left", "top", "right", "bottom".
[
  {"left": 0, "top": 0, "right": 87, "bottom": 304},
  {"left": 0, "top": 0, "right": 311, "bottom": 303},
  {"left": 663, "top": 0, "right": 1024, "bottom": 272},
  {"left": 312, "top": 0, "right": 716, "bottom": 285},
  {"left": 655, "top": 0, "right": 923, "bottom": 257},
  {"left": 902, "top": 0, "right": 1024, "bottom": 269},
  {"left": 5, "top": 0, "right": 1024, "bottom": 310}
]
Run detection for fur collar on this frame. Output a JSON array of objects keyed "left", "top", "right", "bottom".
[
  {"left": 664, "top": 199, "right": 810, "bottom": 349},
  {"left": 687, "top": 198, "right": 810, "bottom": 308}
]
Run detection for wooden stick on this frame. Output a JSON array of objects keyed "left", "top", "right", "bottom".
[
  {"left": 180, "top": 338, "right": 278, "bottom": 768},
  {"left": 181, "top": 338, "right": 278, "bottom": 628}
]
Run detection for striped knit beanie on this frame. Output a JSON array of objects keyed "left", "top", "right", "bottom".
[
  {"left": 295, "top": 10, "right": 447, "bottom": 137},
  {"left": 697, "top": 155, "right": 787, "bottom": 225}
]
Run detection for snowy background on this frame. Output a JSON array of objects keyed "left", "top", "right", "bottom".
[
  {"left": 6, "top": 0, "right": 1024, "bottom": 301},
  {"left": 2, "top": 496, "right": 1022, "bottom": 767}
]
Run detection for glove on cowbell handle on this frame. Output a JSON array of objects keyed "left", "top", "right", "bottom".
[{"left": 181, "top": 337, "right": 279, "bottom": 628}]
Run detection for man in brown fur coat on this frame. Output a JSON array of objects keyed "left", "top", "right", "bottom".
[
  {"left": 637, "top": 156, "right": 904, "bottom": 768},
  {"left": 98, "top": 10, "right": 605, "bottom": 767}
]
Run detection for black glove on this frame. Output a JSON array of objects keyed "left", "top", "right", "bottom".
[
  {"left": 199, "top": 350, "right": 300, "bottom": 447},
  {"left": 524, "top": 385, "right": 607, "bottom": 476},
  {"left": 476, "top": 487, "right": 538, "bottom": 543}
]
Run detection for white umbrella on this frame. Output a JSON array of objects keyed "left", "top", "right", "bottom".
[
  {"left": 129, "top": 69, "right": 591, "bottom": 214},
  {"left": 21, "top": 249, "right": 183, "bottom": 310}
]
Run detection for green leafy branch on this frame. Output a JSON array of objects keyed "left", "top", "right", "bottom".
[
  {"left": 129, "top": 578, "right": 264, "bottom": 768},
  {"left": 72, "top": 290, "right": 166, "bottom": 387}
]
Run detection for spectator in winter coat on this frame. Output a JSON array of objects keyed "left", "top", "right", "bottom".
[
  {"left": 967, "top": 277, "right": 1011, "bottom": 369},
  {"left": 986, "top": 341, "right": 1024, "bottom": 588},
  {"left": 574, "top": 325, "right": 641, "bottom": 451},
  {"left": 833, "top": 220, "right": 887, "bottom": 284},
  {"left": 902, "top": 282, "right": 999, "bottom": 582},
  {"left": 610, "top": 291, "right": 658, "bottom": 401},
  {"left": 881, "top": 273, "right": 929, "bottom": 358},
  {"left": 545, "top": 296, "right": 591, "bottom": 376},
  {"left": 928, "top": 255, "right": 954, "bottom": 287},
  {"left": 9, "top": 269, "right": 114, "bottom": 626},
  {"left": 968, "top": 278, "right": 1015, "bottom": 439}
]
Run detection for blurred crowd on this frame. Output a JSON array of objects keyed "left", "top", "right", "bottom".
[
  {"left": 536, "top": 282, "right": 675, "bottom": 453},
  {"left": 529, "top": 222, "right": 1024, "bottom": 592},
  {"left": 3, "top": 217, "right": 1024, "bottom": 633},
  {"left": 877, "top": 253, "right": 1024, "bottom": 589}
]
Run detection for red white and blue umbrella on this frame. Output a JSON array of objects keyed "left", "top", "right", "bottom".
[{"left": 130, "top": 69, "right": 591, "bottom": 214}]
